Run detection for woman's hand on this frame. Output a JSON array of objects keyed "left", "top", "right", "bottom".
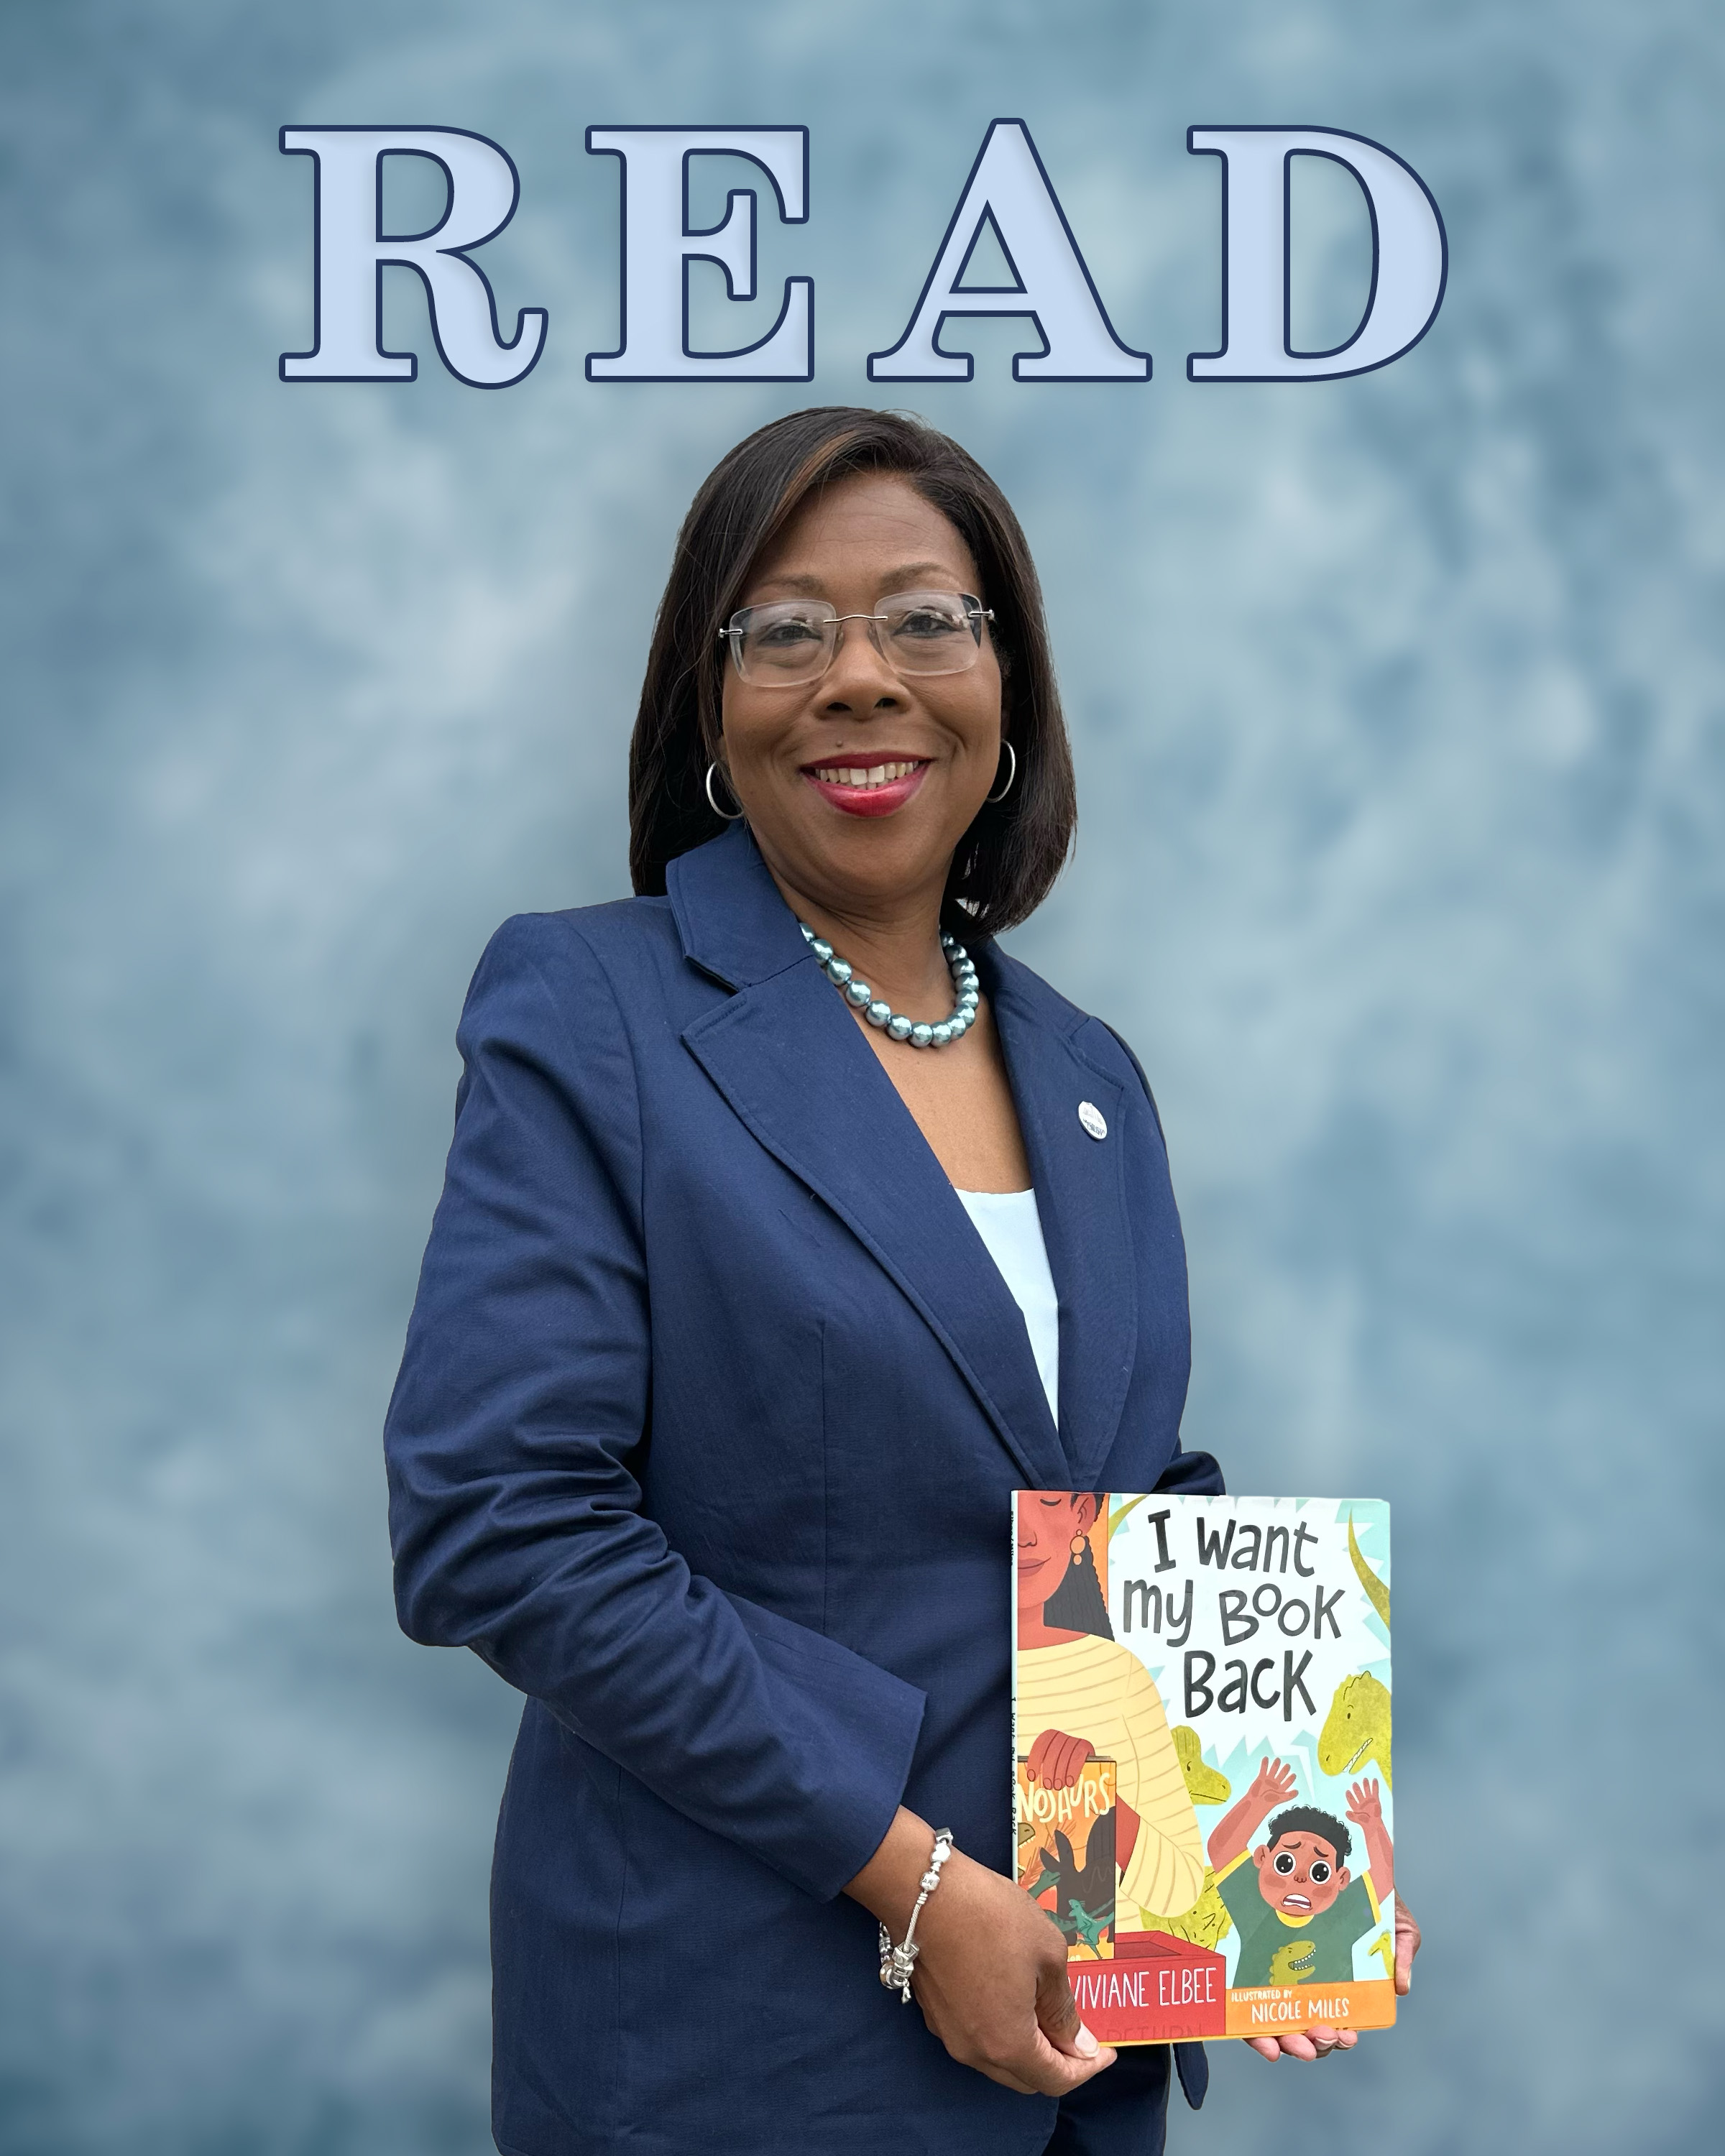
[
  {"left": 847, "top": 1808, "right": 1116, "bottom": 2098},
  {"left": 1246, "top": 2022, "right": 1358, "bottom": 2063},
  {"left": 1026, "top": 1727, "right": 1094, "bottom": 1792},
  {"left": 1394, "top": 1897, "right": 1421, "bottom": 1993},
  {"left": 1246, "top": 1896, "right": 1422, "bottom": 2063}
]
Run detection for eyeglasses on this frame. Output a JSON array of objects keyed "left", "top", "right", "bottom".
[{"left": 719, "top": 590, "right": 995, "bottom": 688}]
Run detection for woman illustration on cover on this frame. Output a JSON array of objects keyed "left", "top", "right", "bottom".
[{"left": 1018, "top": 1491, "right": 1205, "bottom": 1932}]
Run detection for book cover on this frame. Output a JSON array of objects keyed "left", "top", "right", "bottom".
[
  {"left": 1013, "top": 1493, "right": 1394, "bottom": 2046},
  {"left": 1016, "top": 1755, "right": 1117, "bottom": 1958}
]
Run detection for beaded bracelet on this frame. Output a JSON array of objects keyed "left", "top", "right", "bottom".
[{"left": 878, "top": 1828, "right": 955, "bottom": 2004}]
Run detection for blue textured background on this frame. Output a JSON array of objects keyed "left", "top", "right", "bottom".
[{"left": 2, "top": 1, "right": 1720, "bottom": 2150}]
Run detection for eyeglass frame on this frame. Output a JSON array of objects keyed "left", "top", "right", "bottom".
[{"left": 717, "top": 590, "right": 997, "bottom": 688}]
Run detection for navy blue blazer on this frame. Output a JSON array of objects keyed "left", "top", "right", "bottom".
[{"left": 385, "top": 824, "right": 1223, "bottom": 2156}]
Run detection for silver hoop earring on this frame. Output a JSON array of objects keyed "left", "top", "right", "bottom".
[
  {"left": 705, "top": 760, "right": 744, "bottom": 821},
  {"left": 985, "top": 740, "right": 1017, "bottom": 805}
]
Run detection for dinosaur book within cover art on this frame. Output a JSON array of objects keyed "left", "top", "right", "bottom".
[{"left": 1013, "top": 1493, "right": 1394, "bottom": 2045}]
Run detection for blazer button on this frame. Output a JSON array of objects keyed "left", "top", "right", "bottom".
[{"left": 1078, "top": 1101, "right": 1108, "bottom": 1141}]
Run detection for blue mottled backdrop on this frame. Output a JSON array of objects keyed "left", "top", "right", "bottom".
[{"left": 2, "top": 1, "right": 1720, "bottom": 2150}]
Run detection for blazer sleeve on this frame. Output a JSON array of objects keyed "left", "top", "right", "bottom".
[
  {"left": 383, "top": 913, "right": 927, "bottom": 1903},
  {"left": 1099, "top": 1017, "right": 1226, "bottom": 1502}
]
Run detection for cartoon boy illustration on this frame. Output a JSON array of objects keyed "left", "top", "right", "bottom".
[{"left": 1205, "top": 1759, "right": 1392, "bottom": 1987}]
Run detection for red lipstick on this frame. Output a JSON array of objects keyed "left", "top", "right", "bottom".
[{"left": 801, "top": 757, "right": 929, "bottom": 819}]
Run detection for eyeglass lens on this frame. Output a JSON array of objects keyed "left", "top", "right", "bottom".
[{"left": 728, "top": 591, "right": 985, "bottom": 684}]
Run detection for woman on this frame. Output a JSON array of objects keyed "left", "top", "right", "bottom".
[
  {"left": 1016, "top": 1491, "right": 1207, "bottom": 1934},
  {"left": 384, "top": 407, "right": 1404, "bottom": 2156}
]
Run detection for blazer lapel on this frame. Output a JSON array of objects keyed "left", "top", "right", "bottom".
[
  {"left": 987, "top": 957, "right": 1137, "bottom": 1490},
  {"left": 668, "top": 830, "right": 1070, "bottom": 1491}
]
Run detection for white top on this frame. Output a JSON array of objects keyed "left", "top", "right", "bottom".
[{"left": 955, "top": 1187, "right": 1060, "bottom": 1424}]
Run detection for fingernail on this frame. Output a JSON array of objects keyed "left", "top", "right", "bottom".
[{"left": 1075, "top": 2026, "right": 1098, "bottom": 2058}]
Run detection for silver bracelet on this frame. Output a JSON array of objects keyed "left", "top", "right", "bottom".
[{"left": 878, "top": 1828, "right": 954, "bottom": 2004}]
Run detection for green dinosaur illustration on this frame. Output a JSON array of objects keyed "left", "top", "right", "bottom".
[
  {"left": 1172, "top": 1725, "right": 1232, "bottom": 1805},
  {"left": 1366, "top": 1932, "right": 1395, "bottom": 1980},
  {"left": 1024, "top": 1855, "right": 1064, "bottom": 1903},
  {"left": 1348, "top": 1513, "right": 1391, "bottom": 1630},
  {"left": 1065, "top": 1899, "right": 1110, "bottom": 1955},
  {"left": 1267, "top": 1935, "right": 1320, "bottom": 1985},
  {"left": 1137, "top": 1867, "right": 1233, "bottom": 1950},
  {"left": 1317, "top": 1671, "right": 1393, "bottom": 1789}
]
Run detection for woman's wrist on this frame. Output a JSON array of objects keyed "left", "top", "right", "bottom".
[
  {"left": 877, "top": 1825, "right": 954, "bottom": 2001},
  {"left": 844, "top": 1805, "right": 939, "bottom": 1928}
]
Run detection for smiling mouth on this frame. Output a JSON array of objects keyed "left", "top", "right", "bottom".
[
  {"left": 801, "top": 757, "right": 930, "bottom": 819},
  {"left": 806, "top": 758, "right": 926, "bottom": 789}
]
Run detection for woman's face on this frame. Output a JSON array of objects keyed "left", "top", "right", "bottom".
[
  {"left": 717, "top": 471, "right": 1006, "bottom": 918},
  {"left": 1016, "top": 1491, "right": 1099, "bottom": 1620}
]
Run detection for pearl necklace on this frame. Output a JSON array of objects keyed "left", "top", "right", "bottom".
[{"left": 799, "top": 922, "right": 980, "bottom": 1048}]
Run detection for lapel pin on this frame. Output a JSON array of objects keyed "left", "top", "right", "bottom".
[{"left": 1077, "top": 1101, "right": 1108, "bottom": 1141}]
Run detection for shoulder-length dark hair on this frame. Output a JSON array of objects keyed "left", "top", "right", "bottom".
[
  {"left": 627, "top": 407, "right": 1077, "bottom": 939},
  {"left": 1040, "top": 1511, "right": 1115, "bottom": 1641}
]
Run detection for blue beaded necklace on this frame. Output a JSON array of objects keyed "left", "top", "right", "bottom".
[{"left": 799, "top": 922, "right": 980, "bottom": 1048}]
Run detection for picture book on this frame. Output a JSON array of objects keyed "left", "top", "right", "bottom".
[{"left": 1013, "top": 1493, "right": 1394, "bottom": 2046}]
